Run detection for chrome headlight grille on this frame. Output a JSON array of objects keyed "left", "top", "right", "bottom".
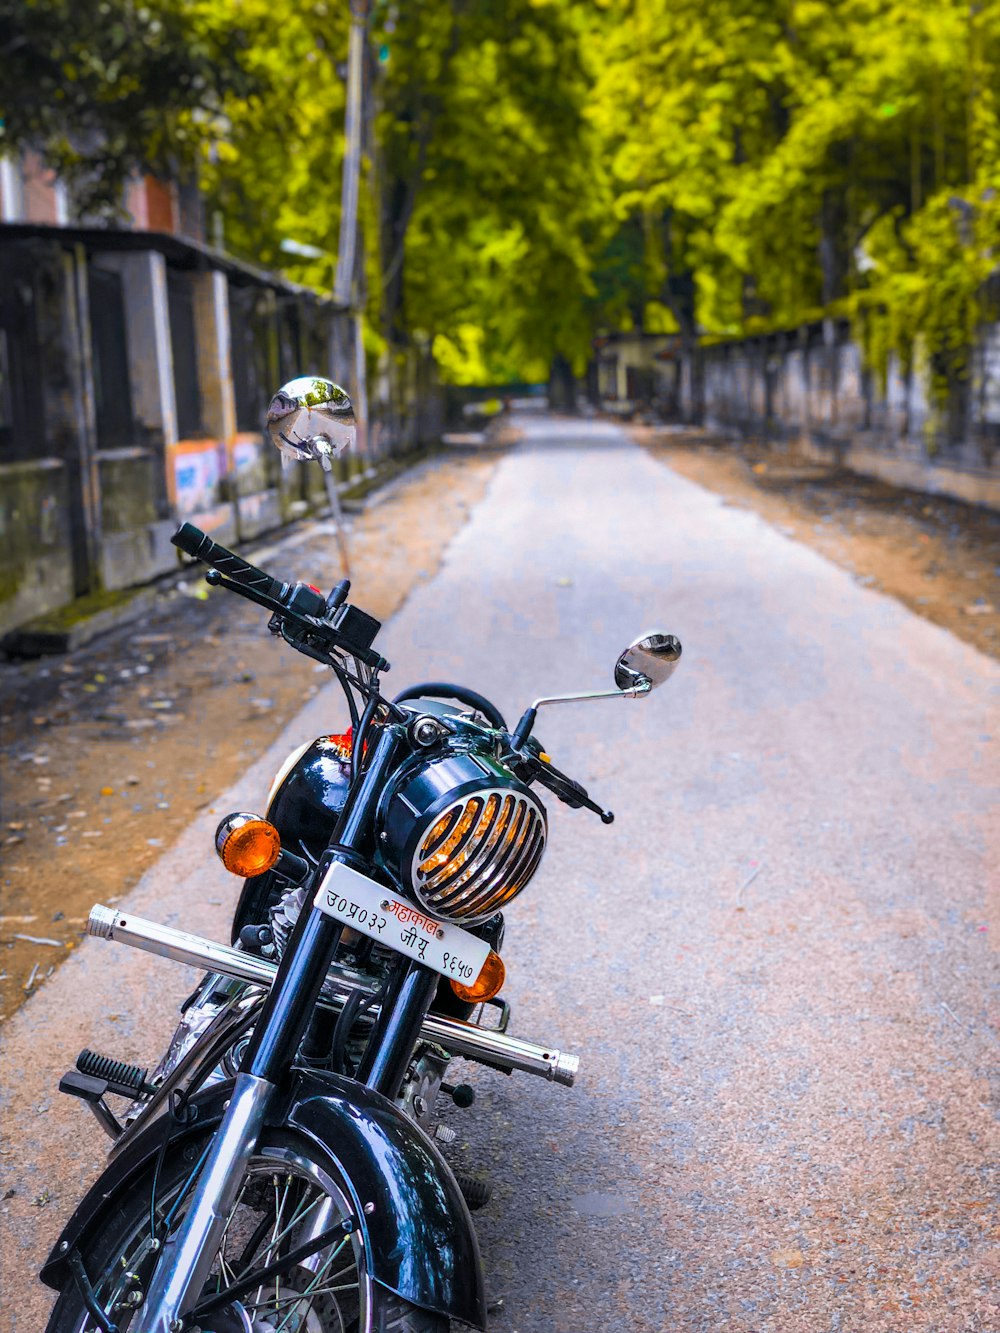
[
  {"left": 378, "top": 750, "right": 547, "bottom": 925},
  {"left": 412, "top": 787, "right": 546, "bottom": 922}
]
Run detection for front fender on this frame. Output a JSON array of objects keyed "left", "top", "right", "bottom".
[
  {"left": 41, "top": 1069, "right": 486, "bottom": 1330},
  {"left": 288, "top": 1071, "right": 486, "bottom": 1329}
]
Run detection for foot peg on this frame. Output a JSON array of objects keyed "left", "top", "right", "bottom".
[
  {"left": 75, "top": 1049, "right": 154, "bottom": 1098},
  {"left": 455, "top": 1174, "right": 492, "bottom": 1211},
  {"left": 441, "top": 1081, "right": 476, "bottom": 1108},
  {"left": 59, "top": 1050, "right": 155, "bottom": 1141},
  {"left": 58, "top": 1071, "right": 122, "bottom": 1140}
]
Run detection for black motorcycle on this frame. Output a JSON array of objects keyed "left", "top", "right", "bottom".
[{"left": 41, "top": 378, "right": 681, "bottom": 1333}]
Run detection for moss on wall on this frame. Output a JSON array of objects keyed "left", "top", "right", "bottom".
[
  {"left": 0, "top": 459, "right": 75, "bottom": 634},
  {"left": 99, "top": 454, "right": 158, "bottom": 533}
]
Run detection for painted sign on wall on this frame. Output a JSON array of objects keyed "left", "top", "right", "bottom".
[{"left": 172, "top": 441, "right": 223, "bottom": 516}]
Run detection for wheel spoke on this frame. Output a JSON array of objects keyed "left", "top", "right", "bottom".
[
  {"left": 87, "top": 1147, "right": 369, "bottom": 1333},
  {"left": 238, "top": 1189, "right": 325, "bottom": 1278},
  {"left": 249, "top": 1235, "right": 356, "bottom": 1332},
  {"left": 254, "top": 1173, "right": 289, "bottom": 1310}
]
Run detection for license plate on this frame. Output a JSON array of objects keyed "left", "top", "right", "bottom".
[{"left": 313, "top": 861, "right": 492, "bottom": 985}]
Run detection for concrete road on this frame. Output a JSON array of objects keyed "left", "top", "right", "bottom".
[{"left": 2, "top": 417, "right": 997, "bottom": 1332}]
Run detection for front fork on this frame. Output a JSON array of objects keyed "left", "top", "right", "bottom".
[
  {"left": 135, "top": 725, "right": 430, "bottom": 1332},
  {"left": 135, "top": 1072, "right": 274, "bottom": 1332}
]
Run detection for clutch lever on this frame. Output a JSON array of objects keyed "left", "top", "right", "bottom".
[
  {"left": 205, "top": 568, "right": 389, "bottom": 672},
  {"left": 204, "top": 567, "right": 288, "bottom": 617}
]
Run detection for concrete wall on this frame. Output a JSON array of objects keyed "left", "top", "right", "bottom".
[
  {"left": 691, "top": 321, "right": 1000, "bottom": 510},
  {"left": 0, "top": 459, "right": 75, "bottom": 628},
  {"left": 0, "top": 230, "right": 445, "bottom": 640}
]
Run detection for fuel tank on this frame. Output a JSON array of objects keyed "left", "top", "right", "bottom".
[{"left": 231, "top": 734, "right": 351, "bottom": 941}]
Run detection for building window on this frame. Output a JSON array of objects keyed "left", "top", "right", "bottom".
[
  {"left": 230, "top": 286, "right": 274, "bottom": 433},
  {"left": 278, "top": 301, "right": 302, "bottom": 384},
  {"left": 0, "top": 276, "right": 35, "bottom": 459},
  {"left": 167, "top": 269, "right": 203, "bottom": 438},
  {"left": 0, "top": 329, "right": 12, "bottom": 432},
  {"left": 88, "top": 266, "right": 135, "bottom": 450}
]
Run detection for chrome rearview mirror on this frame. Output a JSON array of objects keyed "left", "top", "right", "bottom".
[
  {"left": 511, "top": 628, "right": 682, "bottom": 748},
  {"left": 614, "top": 631, "right": 682, "bottom": 693},
  {"left": 266, "top": 377, "right": 356, "bottom": 469}
]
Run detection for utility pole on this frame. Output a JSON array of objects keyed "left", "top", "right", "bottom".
[
  {"left": 335, "top": 0, "right": 370, "bottom": 456},
  {"left": 335, "top": 0, "right": 366, "bottom": 310},
  {"left": 325, "top": 0, "right": 371, "bottom": 578}
]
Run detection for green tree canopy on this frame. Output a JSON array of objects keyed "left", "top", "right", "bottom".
[
  {"left": 0, "top": 0, "right": 258, "bottom": 215},
  {"left": 6, "top": 0, "right": 1000, "bottom": 391},
  {"left": 587, "top": 0, "right": 1000, "bottom": 396},
  {"left": 376, "top": 0, "right": 611, "bottom": 381}
]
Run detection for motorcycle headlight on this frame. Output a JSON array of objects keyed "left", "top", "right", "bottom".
[{"left": 378, "top": 751, "right": 547, "bottom": 924}]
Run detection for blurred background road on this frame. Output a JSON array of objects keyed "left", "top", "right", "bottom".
[{"left": 2, "top": 417, "right": 997, "bottom": 1333}]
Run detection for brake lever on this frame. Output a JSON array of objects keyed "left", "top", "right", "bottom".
[
  {"left": 563, "top": 780, "right": 615, "bottom": 825},
  {"left": 521, "top": 752, "right": 614, "bottom": 824}
]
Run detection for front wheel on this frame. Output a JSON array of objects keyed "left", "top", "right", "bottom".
[{"left": 45, "top": 1130, "right": 447, "bottom": 1333}]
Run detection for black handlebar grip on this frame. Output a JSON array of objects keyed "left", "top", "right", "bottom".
[{"left": 171, "top": 523, "right": 289, "bottom": 604}]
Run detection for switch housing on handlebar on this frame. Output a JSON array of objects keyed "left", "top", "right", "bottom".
[{"left": 172, "top": 524, "right": 389, "bottom": 672}]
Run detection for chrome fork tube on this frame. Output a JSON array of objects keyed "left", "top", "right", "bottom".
[
  {"left": 135, "top": 1071, "right": 273, "bottom": 1331},
  {"left": 137, "top": 725, "right": 405, "bottom": 1331}
]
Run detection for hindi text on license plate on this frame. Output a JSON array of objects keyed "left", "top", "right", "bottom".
[{"left": 314, "top": 861, "right": 491, "bottom": 984}]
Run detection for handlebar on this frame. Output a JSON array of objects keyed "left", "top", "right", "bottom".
[
  {"left": 171, "top": 523, "right": 388, "bottom": 671},
  {"left": 172, "top": 523, "right": 613, "bottom": 824},
  {"left": 173, "top": 522, "right": 291, "bottom": 607}
]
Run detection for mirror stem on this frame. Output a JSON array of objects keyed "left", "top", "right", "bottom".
[
  {"left": 511, "top": 678, "right": 652, "bottom": 750},
  {"left": 532, "top": 681, "right": 652, "bottom": 709},
  {"left": 511, "top": 707, "right": 537, "bottom": 750},
  {"left": 319, "top": 461, "right": 352, "bottom": 579}
]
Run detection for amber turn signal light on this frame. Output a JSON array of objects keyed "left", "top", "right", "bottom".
[
  {"left": 215, "top": 812, "right": 282, "bottom": 877},
  {"left": 450, "top": 949, "right": 506, "bottom": 1003}
]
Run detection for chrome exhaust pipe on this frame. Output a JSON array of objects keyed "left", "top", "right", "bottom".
[{"left": 87, "top": 905, "right": 579, "bottom": 1087}]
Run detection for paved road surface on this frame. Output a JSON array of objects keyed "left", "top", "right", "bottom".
[{"left": 2, "top": 418, "right": 997, "bottom": 1332}]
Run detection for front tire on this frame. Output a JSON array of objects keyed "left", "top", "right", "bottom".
[{"left": 45, "top": 1130, "right": 447, "bottom": 1333}]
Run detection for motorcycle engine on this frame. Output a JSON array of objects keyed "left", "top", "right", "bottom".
[{"left": 267, "top": 881, "right": 394, "bottom": 1004}]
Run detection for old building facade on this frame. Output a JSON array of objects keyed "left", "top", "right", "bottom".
[{"left": 0, "top": 155, "right": 438, "bottom": 638}]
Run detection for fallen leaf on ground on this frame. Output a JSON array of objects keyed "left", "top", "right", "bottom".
[{"left": 771, "top": 1249, "right": 805, "bottom": 1268}]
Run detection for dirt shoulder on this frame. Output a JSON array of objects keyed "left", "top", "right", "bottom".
[
  {"left": 0, "top": 448, "right": 499, "bottom": 1025},
  {"left": 632, "top": 426, "right": 1000, "bottom": 661}
]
